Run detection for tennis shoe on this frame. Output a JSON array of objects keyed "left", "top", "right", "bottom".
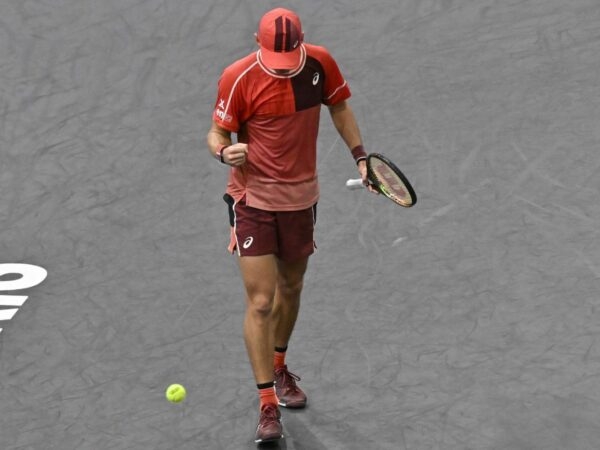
[
  {"left": 254, "top": 403, "right": 283, "bottom": 444},
  {"left": 274, "top": 365, "right": 307, "bottom": 408}
]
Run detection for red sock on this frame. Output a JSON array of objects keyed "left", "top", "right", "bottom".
[
  {"left": 274, "top": 347, "right": 287, "bottom": 369},
  {"left": 258, "top": 383, "right": 278, "bottom": 409}
]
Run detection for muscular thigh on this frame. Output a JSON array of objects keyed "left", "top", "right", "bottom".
[
  {"left": 239, "top": 254, "right": 278, "bottom": 301},
  {"left": 277, "top": 257, "right": 309, "bottom": 292}
]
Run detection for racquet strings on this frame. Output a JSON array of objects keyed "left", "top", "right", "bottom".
[{"left": 369, "top": 156, "right": 415, "bottom": 207}]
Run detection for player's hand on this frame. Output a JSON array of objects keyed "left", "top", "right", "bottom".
[
  {"left": 222, "top": 143, "right": 248, "bottom": 166},
  {"left": 357, "top": 160, "right": 378, "bottom": 194}
]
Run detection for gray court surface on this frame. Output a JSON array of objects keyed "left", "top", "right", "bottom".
[{"left": 2, "top": 1, "right": 600, "bottom": 449}]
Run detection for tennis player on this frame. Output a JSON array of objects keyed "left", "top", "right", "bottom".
[{"left": 207, "top": 7, "right": 371, "bottom": 444}]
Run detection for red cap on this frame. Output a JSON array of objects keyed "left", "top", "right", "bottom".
[{"left": 257, "top": 8, "right": 304, "bottom": 70}]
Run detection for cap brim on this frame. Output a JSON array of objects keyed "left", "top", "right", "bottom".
[{"left": 259, "top": 45, "right": 303, "bottom": 70}]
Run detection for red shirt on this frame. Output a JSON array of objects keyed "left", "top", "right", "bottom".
[{"left": 212, "top": 43, "right": 351, "bottom": 211}]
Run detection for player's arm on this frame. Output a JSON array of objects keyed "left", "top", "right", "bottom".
[
  {"left": 328, "top": 100, "right": 369, "bottom": 184},
  {"left": 207, "top": 121, "right": 248, "bottom": 167}
]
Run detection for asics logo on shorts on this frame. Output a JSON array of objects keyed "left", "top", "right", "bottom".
[{"left": 243, "top": 236, "right": 254, "bottom": 249}]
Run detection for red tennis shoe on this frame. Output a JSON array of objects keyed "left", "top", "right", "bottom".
[
  {"left": 274, "top": 365, "right": 307, "bottom": 408},
  {"left": 254, "top": 403, "right": 283, "bottom": 444}
]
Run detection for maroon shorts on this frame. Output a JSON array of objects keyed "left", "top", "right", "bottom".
[{"left": 224, "top": 194, "right": 317, "bottom": 262}]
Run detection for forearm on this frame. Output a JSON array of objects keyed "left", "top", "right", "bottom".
[
  {"left": 328, "top": 100, "right": 363, "bottom": 151},
  {"left": 206, "top": 122, "right": 232, "bottom": 160}
]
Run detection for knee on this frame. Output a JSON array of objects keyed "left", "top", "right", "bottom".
[
  {"left": 247, "top": 294, "right": 275, "bottom": 317},
  {"left": 277, "top": 277, "right": 304, "bottom": 298}
]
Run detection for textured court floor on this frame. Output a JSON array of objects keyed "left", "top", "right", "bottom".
[{"left": 2, "top": 1, "right": 600, "bottom": 449}]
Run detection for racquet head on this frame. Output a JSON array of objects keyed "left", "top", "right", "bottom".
[{"left": 367, "top": 153, "right": 417, "bottom": 207}]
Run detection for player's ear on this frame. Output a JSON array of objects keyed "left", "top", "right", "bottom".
[{"left": 254, "top": 32, "right": 259, "bottom": 45}]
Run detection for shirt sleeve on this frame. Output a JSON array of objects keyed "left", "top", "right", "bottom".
[
  {"left": 212, "top": 67, "right": 245, "bottom": 132},
  {"left": 320, "top": 48, "right": 352, "bottom": 105}
]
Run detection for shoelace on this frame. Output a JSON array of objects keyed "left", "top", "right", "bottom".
[
  {"left": 276, "top": 367, "right": 301, "bottom": 390},
  {"left": 260, "top": 405, "right": 280, "bottom": 425}
]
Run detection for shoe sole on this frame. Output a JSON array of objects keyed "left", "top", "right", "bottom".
[
  {"left": 255, "top": 433, "right": 284, "bottom": 444},
  {"left": 278, "top": 399, "right": 306, "bottom": 409},
  {"left": 255, "top": 419, "right": 284, "bottom": 444}
]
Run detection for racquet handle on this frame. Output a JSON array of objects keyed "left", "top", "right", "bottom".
[{"left": 346, "top": 178, "right": 366, "bottom": 190}]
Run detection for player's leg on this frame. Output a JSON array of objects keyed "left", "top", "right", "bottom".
[
  {"left": 271, "top": 204, "right": 316, "bottom": 409},
  {"left": 229, "top": 196, "right": 283, "bottom": 443},
  {"left": 273, "top": 203, "right": 315, "bottom": 344},
  {"left": 238, "top": 254, "right": 284, "bottom": 443},
  {"left": 239, "top": 254, "right": 278, "bottom": 386},
  {"left": 272, "top": 256, "right": 309, "bottom": 408},
  {"left": 273, "top": 256, "right": 307, "bottom": 350},
  {"left": 229, "top": 196, "right": 279, "bottom": 385}
]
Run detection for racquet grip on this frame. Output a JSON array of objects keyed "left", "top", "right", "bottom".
[{"left": 346, "top": 178, "right": 365, "bottom": 190}]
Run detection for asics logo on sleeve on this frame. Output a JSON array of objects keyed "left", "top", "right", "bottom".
[
  {"left": 243, "top": 237, "right": 254, "bottom": 249},
  {"left": 312, "top": 72, "right": 319, "bottom": 85}
]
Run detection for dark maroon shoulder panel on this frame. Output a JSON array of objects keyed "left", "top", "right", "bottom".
[{"left": 291, "top": 56, "right": 325, "bottom": 112}]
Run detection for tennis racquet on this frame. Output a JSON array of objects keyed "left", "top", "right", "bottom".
[{"left": 346, "top": 153, "right": 417, "bottom": 207}]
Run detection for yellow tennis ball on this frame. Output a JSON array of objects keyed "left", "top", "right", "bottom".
[{"left": 165, "top": 384, "right": 186, "bottom": 403}]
